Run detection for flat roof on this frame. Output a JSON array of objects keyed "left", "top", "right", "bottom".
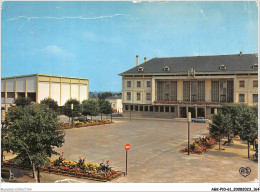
[{"left": 1, "top": 73, "right": 89, "bottom": 80}]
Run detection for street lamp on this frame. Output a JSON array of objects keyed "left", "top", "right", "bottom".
[
  {"left": 71, "top": 103, "right": 74, "bottom": 127},
  {"left": 187, "top": 112, "right": 191, "bottom": 155}
]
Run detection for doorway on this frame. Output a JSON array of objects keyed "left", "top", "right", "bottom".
[
  {"left": 197, "top": 108, "right": 205, "bottom": 118},
  {"left": 180, "top": 107, "right": 187, "bottom": 118},
  {"left": 188, "top": 107, "right": 196, "bottom": 118}
]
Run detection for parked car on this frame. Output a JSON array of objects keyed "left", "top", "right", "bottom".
[
  {"left": 74, "top": 116, "right": 89, "bottom": 122},
  {"left": 191, "top": 117, "right": 208, "bottom": 123}
]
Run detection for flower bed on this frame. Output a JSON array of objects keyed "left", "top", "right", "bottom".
[
  {"left": 3, "top": 153, "right": 123, "bottom": 182},
  {"left": 181, "top": 136, "right": 217, "bottom": 154},
  {"left": 59, "top": 119, "right": 112, "bottom": 130},
  {"left": 40, "top": 155, "right": 123, "bottom": 181}
]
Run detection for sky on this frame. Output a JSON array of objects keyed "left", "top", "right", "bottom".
[{"left": 1, "top": 1, "right": 258, "bottom": 92}]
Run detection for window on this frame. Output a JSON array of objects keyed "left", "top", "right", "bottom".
[
  {"left": 183, "top": 81, "right": 191, "bottom": 101},
  {"left": 27, "top": 92, "right": 36, "bottom": 102},
  {"left": 252, "top": 63, "right": 258, "bottom": 69},
  {"left": 1, "top": 92, "right": 5, "bottom": 97},
  {"left": 145, "top": 106, "right": 148, "bottom": 111},
  {"left": 211, "top": 80, "right": 233, "bottom": 103},
  {"left": 147, "top": 81, "right": 151, "bottom": 87},
  {"left": 113, "top": 104, "right": 116, "bottom": 108},
  {"left": 125, "top": 105, "right": 129, "bottom": 110},
  {"left": 165, "top": 106, "right": 169, "bottom": 112},
  {"left": 138, "top": 67, "right": 144, "bottom": 71},
  {"left": 160, "top": 106, "right": 164, "bottom": 112},
  {"left": 211, "top": 108, "right": 215, "bottom": 114},
  {"left": 137, "top": 81, "right": 141, "bottom": 88},
  {"left": 150, "top": 106, "right": 153, "bottom": 112},
  {"left": 155, "top": 106, "right": 159, "bottom": 112},
  {"left": 127, "top": 81, "right": 131, "bottom": 88},
  {"left": 219, "top": 65, "right": 227, "bottom": 70},
  {"left": 253, "top": 94, "right": 258, "bottom": 103},
  {"left": 137, "top": 92, "right": 141, "bottom": 100},
  {"left": 253, "top": 81, "right": 258, "bottom": 88},
  {"left": 146, "top": 93, "right": 151, "bottom": 100},
  {"left": 239, "top": 81, "right": 245, "bottom": 88},
  {"left": 239, "top": 94, "right": 245, "bottom": 102},
  {"left": 135, "top": 105, "right": 138, "bottom": 111},
  {"left": 220, "top": 80, "right": 227, "bottom": 102},
  {"left": 130, "top": 105, "right": 133, "bottom": 111},
  {"left": 7, "top": 92, "right": 15, "bottom": 98},
  {"left": 171, "top": 107, "right": 175, "bottom": 112},
  {"left": 17, "top": 92, "right": 25, "bottom": 98},
  {"left": 127, "top": 92, "right": 131, "bottom": 100},
  {"left": 157, "top": 80, "right": 177, "bottom": 101},
  {"left": 140, "top": 106, "right": 143, "bottom": 111}
]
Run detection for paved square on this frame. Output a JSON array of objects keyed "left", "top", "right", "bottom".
[{"left": 52, "top": 118, "right": 258, "bottom": 183}]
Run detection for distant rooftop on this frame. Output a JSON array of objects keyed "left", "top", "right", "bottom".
[
  {"left": 119, "top": 53, "right": 258, "bottom": 75},
  {"left": 106, "top": 95, "right": 122, "bottom": 100}
]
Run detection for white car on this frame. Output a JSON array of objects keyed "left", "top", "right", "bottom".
[{"left": 191, "top": 117, "right": 208, "bottom": 123}]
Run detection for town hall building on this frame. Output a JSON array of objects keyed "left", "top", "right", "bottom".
[{"left": 119, "top": 53, "right": 258, "bottom": 119}]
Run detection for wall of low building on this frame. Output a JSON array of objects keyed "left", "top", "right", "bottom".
[{"left": 1, "top": 74, "right": 89, "bottom": 106}]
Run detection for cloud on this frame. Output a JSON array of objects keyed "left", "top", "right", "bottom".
[
  {"left": 200, "top": 9, "right": 208, "bottom": 20},
  {"left": 44, "top": 45, "right": 75, "bottom": 59},
  {"left": 7, "top": 14, "right": 128, "bottom": 21}
]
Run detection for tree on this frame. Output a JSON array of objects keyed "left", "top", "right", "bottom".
[
  {"left": 5, "top": 104, "right": 65, "bottom": 183},
  {"left": 82, "top": 100, "right": 100, "bottom": 120},
  {"left": 40, "top": 97, "right": 59, "bottom": 112},
  {"left": 221, "top": 104, "right": 247, "bottom": 137},
  {"left": 239, "top": 105, "right": 258, "bottom": 158},
  {"left": 13, "top": 97, "right": 31, "bottom": 107},
  {"left": 1, "top": 121, "right": 12, "bottom": 165},
  {"left": 63, "top": 99, "right": 81, "bottom": 122},
  {"left": 99, "top": 100, "right": 113, "bottom": 119},
  {"left": 210, "top": 111, "right": 232, "bottom": 150},
  {"left": 97, "top": 92, "right": 113, "bottom": 100},
  {"left": 211, "top": 104, "right": 258, "bottom": 158}
]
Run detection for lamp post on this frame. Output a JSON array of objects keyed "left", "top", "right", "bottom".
[
  {"left": 187, "top": 112, "right": 191, "bottom": 155},
  {"left": 71, "top": 103, "right": 74, "bottom": 127}
]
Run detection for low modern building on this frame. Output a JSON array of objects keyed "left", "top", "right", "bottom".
[
  {"left": 1, "top": 74, "right": 89, "bottom": 107},
  {"left": 106, "top": 95, "right": 122, "bottom": 113},
  {"left": 119, "top": 53, "right": 258, "bottom": 119}
]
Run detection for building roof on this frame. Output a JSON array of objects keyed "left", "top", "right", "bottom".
[
  {"left": 106, "top": 95, "right": 122, "bottom": 100},
  {"left": 119, "top": 53, "right": 258, "bottom": 76},
  {"left": 1, "top": 73, "right": 89, "bottom": 80}
]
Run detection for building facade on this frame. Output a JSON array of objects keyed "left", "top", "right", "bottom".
[
  {"left": 1, "top": 74, "right": 89, "bottom": 107},
  {"left": 119, "top": 53, "right": 258, "bottom": 119},
  {"left": 106, "top": 95, "right": 122, "bottom": 113}
]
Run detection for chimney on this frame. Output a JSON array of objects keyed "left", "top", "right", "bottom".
[
  {"left": 144, "top": 57, "right": 147, "bottom": 62},
  {"left": 240, "top": 51, "right": 242, "bottom": 56},
  {"left": 136, "top": 55, "right": 139, "bottom": 66}
]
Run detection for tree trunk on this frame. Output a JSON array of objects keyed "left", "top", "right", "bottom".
[
  {"left": 227, "top": 133, "right": 230, "bottom": 141},
  {"left": 101, "top": 113, "right": 102, "bottom": 120},
  {"left": 37, "top": 167, "right": 40, "bottom": 183},
  {"left": 69, "top": 117, "right": 71, "bottom": 124},
  {"left": 1, "top": 150, "right": 3, "bottom": 165},
  {"left": 32, "top": 163, "right": 38, "bottom": 183},
  {"left": 91, "top": 116, "right": 92, "bottom": 120},
  {"left": 248, "top": 141, "right": 250, "bottom": 159},
  {"left": 219, "top": 136, "right": 221, "bottom": 150}
]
